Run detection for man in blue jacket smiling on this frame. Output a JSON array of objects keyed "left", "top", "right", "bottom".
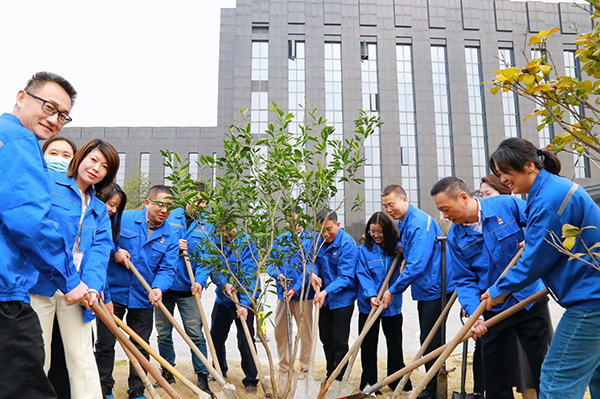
[
  {"left": 0, "top": 72, "right": 89, "bottom": 399},
  {"left": 381, "top": 184, "right": 453, "bottom": 399},
  {"left": 96, "top": 185, "right": 178, "bottom": 399},
  {"left": 311, "top": 208, "right": 357, "bottom": 381},
  {"left": 432, "top": 177, "right": 552, "bottom": 399}
]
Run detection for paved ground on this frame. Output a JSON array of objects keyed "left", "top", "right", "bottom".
[{"left": 114, "top": 274, "right": 563, "bottom": 368}]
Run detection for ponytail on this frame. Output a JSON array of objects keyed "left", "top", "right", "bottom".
[{"left": 536, "top": 149, "right": 561, "bottom": 175}]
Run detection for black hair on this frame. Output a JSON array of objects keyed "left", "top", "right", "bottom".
[
  {"left": 364, "top": 211, "right": 399, "bottom": 257},
  {"left": 490, "top": 137, "right": 561, "bottom": 177},
  {"left": 25, "top": 72, "right": 77, "bottom": 105},
  {"left": 194, "top": 181, "right": 206, "bottom": 192},
  {"left": 97, "top": 183, "right": 127, "bottom": 244},
  {"left": 382, "top": 184, "right": 407, "bottom": 198},
  {"left": 41, "top": 136, "right": 77, "bottom": 156},
  {"left": 316, "top": 208, "right": 338, "bottom": 223},
  {"left": 147, "top": 185, "right": 174, "bottom": 200},
  {"left": 430, "top": 177, "right": 471, "bottom": 199}
]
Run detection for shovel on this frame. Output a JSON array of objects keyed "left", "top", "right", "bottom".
[
  {"left": 293, "top": 286, "right": 322, "bottom": 399},
  {"left": 183, "top": 251, "right": 224, "bottom": 377},
  {"left": 106, "top": 304, "right": 211, "bottom": 399},
  {"left": 126, "top": 259, "right": 239, "bottom": 399},
  {"left": 231, "top": 291, "right": 272, "bottom": 398},
  {"left": 318, "top": 253, "right": 402, "bottom": 399},
  {"left": 334, "top": 287, "right": 549, "bottom": 399},
  {"left": 91, "top": 300, "right": 182, "bottom": 399},
  {"left": 452, "top": 313, "right": 476, "bottom": 399}
]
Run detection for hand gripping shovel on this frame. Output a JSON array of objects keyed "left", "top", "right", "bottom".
[
  {"left": 183, "top": 251, "right": 224, "bottom": 377},
  {"left": 334, "top": 286, "right": 549, "bottom": 399},
  {"left": 388, "top": 291, "right": 458, "bottom": 399},
  {"left": 106, "top": 304, "right": 211, "bottom": 399},
  {"left": 231, "top": 291, "right": 272, "bottom": 398},
  {"left": 293, "top": 286, "right": 322, "bottom": 399},
  {"left": 126, "top": 259, "right": 239, "bottom": 399},
  {"left": 91, "top": 300, "right": 182, "bottom": 399},
  {"left": 318, "top": 252, "right": 402, "bottom": 399}
]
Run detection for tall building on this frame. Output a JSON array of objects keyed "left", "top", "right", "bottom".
[{"left": 63, "top": 0, "right": 596, "bottom": 237}]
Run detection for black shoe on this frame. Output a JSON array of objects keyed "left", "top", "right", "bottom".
[
  {"left": 197, "top": 373, "right": 214, "bottom": 396},
  {"left": 153, "top": 368, "right": 175, "bottom": 388}
]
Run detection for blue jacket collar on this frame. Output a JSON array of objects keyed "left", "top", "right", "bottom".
[
  {"left": 1, "top": 113, "right": 22, "bottom": 126},
  {"left": 526, "top": 168, "right": 550, "bottom": 212},
  {"left": 54, "top": 173, "right": 103, "bottom": 216},
  {"left": 398, "top": 203, "right": 414, "bottom": 233}
]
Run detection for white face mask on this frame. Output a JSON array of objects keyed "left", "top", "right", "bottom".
[{"left": 46, "top": 155, "right": 71, "bottom": 173}]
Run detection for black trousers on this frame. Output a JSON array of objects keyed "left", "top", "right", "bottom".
[
  {"left": 0, "top": 301, "right": 56, "bottom": 399},
  {"left": 95, "top": 302, "right": 154, "bottom": 399},
  {"left": 211, "top": 302, "right": 258, "bottom": 387},
  {"left": 417, "top": 295, "right": 451, "bottom": 397},
  {"left": 472, "top": 338, "right": 485, "bottom": 394},
  {"left": 358, "top": 312, "right": 412, "bottom": 392},
  {"left": 480, "top": 297, "right": 553, "bottom": 399},
  {"left": 48, "top": 316, "right": 71, "bottom": 399},
  {"left": 319, "top": 303, "right": 354, "bottom": 380}
]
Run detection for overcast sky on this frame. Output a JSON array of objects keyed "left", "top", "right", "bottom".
[{"left": 0, "top": 0, "right": 587, "bottom": 128}]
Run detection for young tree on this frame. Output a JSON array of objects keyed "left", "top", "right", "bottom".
[
  {"left": 122, "top": 168, "right": 153, "bottom": 210},
  {"left": 164, "top": 104, "right": 379, "bottom": 399}
]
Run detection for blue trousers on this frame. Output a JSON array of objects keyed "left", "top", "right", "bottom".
[
  {"left": 155, "top": 292, "right": 208, "bottom": 375},
  {"left": 540, "top": 308, "right": 600, "bottom": 399}
]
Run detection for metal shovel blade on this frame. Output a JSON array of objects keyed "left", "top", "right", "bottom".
[
  {"left": 324, "top": 380, "right": 357, "bottom": 399},
  {"left": 294, "top": 375, "right": 321, "bottom": 399}
]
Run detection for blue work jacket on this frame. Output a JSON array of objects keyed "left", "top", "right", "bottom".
[
  {"left": 314, "top": 228, "right": 357, "bottom": 309},
  {"left": 106, "top": 209, "right": 178, "bottom": 309},
  {"left": 447, "top": 196, "right": 545, "bottom": 317},
  {"left": 389, "top": 204, "right": 451, "bottom": 301},
  {"left": 489, "top": 169, "right": 600, "bottom": 310},
  {"left": 30, "top": 172, "right": 113, "bottom": 321},
  {"left": 0, "top": 113, "right": 80, "bottom": 303},
  {"left": 208, "top": 233, "right": 260, "bottom": 308},
  {"left": 266, "top": 231, "right": 315, "bottom": 301},
  {"left": 166, "top": 208, "right": 212, "bottom": 292},
  {"left": 356, "top": 242, "right": 403, "bottom": 316}
]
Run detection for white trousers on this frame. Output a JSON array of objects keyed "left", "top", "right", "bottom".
[{"left": 31, "top": 292, "right": 103, "bottom": 399}]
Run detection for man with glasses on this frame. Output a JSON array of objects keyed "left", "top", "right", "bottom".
[
  {"left": 0, "top": 72, "right": 89, "bottom": 398},
  {"left": 96, "top": 185, "right": 178, "bottom": 399},
  {"left": 381, "top": 184, "right": 454, "bottom": 399}
]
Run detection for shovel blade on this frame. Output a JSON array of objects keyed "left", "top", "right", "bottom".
[
  {"left": 214, "top": 384, "right": 240, "bottom": 399},
  {"left": 451, "top": 393, "right": 476, "bottom": 399},
  {"left": 324, "top": 380, "right": 357, "bottom": 399},
  {"left": 293, "top": 377, "right": 322, "bottom": 399}
]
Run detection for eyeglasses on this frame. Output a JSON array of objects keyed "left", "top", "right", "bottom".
[
  {"left": 382, "top": 197, "right": 405, "bottom": 211},
  {"left": 369, "top": 230, "right": 384, "bottom": 237},
  {"left": 26, "top": 92, "right": 72, "bottom": 125},
  {"left": 149, "top": 199, "right": 169, "bottom": 210}
]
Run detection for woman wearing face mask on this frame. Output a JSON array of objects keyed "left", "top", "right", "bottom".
[
  {"left": 356, "top": 211, "right": 412, "bottom": 394},
  {"left": 42, "top": 136, "right": 77, "bottom": 173},
  {"left": 480, "top": 137, "right": 600, "bottom": 398},
  {"left": 29, "top": 139, "right": 119, "bottom": 399}
]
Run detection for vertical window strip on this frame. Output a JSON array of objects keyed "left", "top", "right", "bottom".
[
  {"left": 189, "top": 152, "right": 199, "bottom": 180},
  {"left": 288, "top": 42, "right": 306, "bottom": 137},
  {"left": 396, "top": 44, "right": 419, "bottom": 206},
  {"left": 564, "top": 50, "right": 591, "bottom": 178},
  {"left": 117, "top": 153, "right": 126, "bottom": 186},
  {"left": 361, "top": 43, "right": 382, "bottom": 220},
  {"left": 498, "top": 48, "right": 520, "bottom": 138},
  {"left": 431, "top": 45, "right": 453, "bottom": 179},
  {"left": 532, "top": 49, "right": 554, "bottom": 147},
  {"left": 163, "top": 156, "right": 173, "bottom": 185},
  {"left": 325, "top": 42, "right": 345, "bottom": 227},
  {"left": 465, "top": 47, "right": 488, "bottom": 190},
  {"left": 252, "top": 41, "right": 269, "bottom": 137},
  {"left": 140, "top": 153, "right": 150, "bottom": 176}
]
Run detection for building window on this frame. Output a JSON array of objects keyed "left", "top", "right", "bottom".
[
  {"left": 532, "top": 49, "right": 554, "bottom": 147},
  {"left": 251, "top": 41, "right": 269, "bottom": 136},
  {"left": 431, "top": 45, "right": 453, "bottom": 179},
  {"left": 498, "top": 48, "right": 520, "bottom": 138},
  {"left": 189, "top": 152, "right": 199, "bottom": 180},
  {"left": 465, "top": 47, "right": 488, "bottom": 189},
  {"left": 288, "top": 41, "right": 305, "bottom": 136},
  {"left": 140, "top": 152, "right": 150, "bottom": 176},
  {"left": 361, "top": 42, "right": 382, "bottom": 219},
  {"left": 164, "top": 156, "right": 173, "bottom": 185},
  {"left": 325, "top": 42, "right": 345, "bottom": 227},
  {"left": 116, "top": 153, "right": 126, "bottom": 186},
  {"left": 564, "top": 50, "right": 591, "bottom": 179},
  {"left": 396, "top": 44, "right": 419, "bottom": 206}
]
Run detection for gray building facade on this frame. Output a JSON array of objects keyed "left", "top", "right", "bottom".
[{"left": 62, "top": 0, "right": 596, "bottom": 238}]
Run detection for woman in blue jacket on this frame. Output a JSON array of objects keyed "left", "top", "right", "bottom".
[
  {"left": 480, "top": 137, "right": 600, "bottom": 399},
  {"left": 356, "top": 211, "right": 411, "bottom": 393},
  {"left": 30, "top": 139, "right": 119, "bottom": 399}
]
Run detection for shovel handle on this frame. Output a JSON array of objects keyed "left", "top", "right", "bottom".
[
  {"left": 108, "top": 306, "right": 210, "bottom": 398},
  {"left": 308, "top": 286, "right": 321, "bottom": 376},
  {"left": 183, "top": 251, "right": 225, "bottom": 377},
  {"left": 91, "top": 301, "right": 182, "bottom": 399},
  {"left": 126, "top": 259, "right": 229, "bottom": 388}
]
